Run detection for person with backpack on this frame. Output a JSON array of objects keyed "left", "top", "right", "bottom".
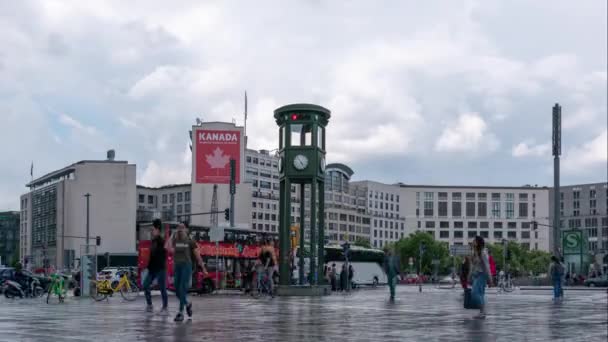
[
  {"left": 144, "top": 219, "right": 169, "bottom": 315},
  {"left": 549, "top": 256, "right": 565, "bottom": 302},
  {"left": 165, "top": 223, "right": 207, "bottom": 322}
]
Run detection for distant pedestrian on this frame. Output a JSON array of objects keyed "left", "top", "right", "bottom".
[
  {"left": 143, "top": 219, "right": 169, "bottom": 315},
  {"left": 470, "top": 236, "right": 492, "bottom": 319},
  {"left": 549, "top": 256, "right": 565, "bottom": 302},
  {"left": 165, "top": 223, "right": 207, "bottom": 322},
  {"left": 330, "top": 264, "right": 337, "bottom": 291},
  {"left": 383, "top": 248, "right": 400, "bottom": 301},
  {"left": 339, "top": 264, "right": 347, "bottom": 292},
  {"left": 348, "top": 265, "right": 354, "bottom": 289},
  {"left": 487, "top": 249, "right": 497, "bottom": 287}
]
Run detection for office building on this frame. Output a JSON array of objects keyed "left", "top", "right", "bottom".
[
  {"left": 399, "top": 185, "right": 551, "bottom": 251},
  {"left": 550, "top": 183, "right": 608, "bottom": 264},
  {"left": 20, "top": 152, "right": 136, "bottom": 270},
  {"left": 136, "top": 184, "right": 192, "bottom": 223},
  {"left": 0, "top": 211, "right": 19, "bottom": 266}
]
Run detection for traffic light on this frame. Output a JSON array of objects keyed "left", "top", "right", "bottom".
[
  {"left": 224, "top": 208, "right": 230, "bottom": 221},
  {"left": 289, "top": 113, "right": 310, "bottom": 121},
  {"left": 96, "top": 236, "right": 101, "bottom": 246},
  {"left": 82, "top": 255, "right": 96, "bottom": 282}
]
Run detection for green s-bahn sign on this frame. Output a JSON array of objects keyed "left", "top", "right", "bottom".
[{"left": 562, "top": 230, "right": 583, "bottom": 255}]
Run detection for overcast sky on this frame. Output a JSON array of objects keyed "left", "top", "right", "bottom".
[{"left": 1, "top": 0, "right": 606, "bottom": 210}]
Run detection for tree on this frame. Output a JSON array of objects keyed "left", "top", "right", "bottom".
[
  {"left": 354, "top": 237, "right": 371, "bottom": 249},
  {"left": 394, "top": 231, "right": 451, "bottom": 275}
]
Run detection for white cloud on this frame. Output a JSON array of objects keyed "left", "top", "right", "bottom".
[
  {"left": 59, "top": 114, "right": 97, "bottom": 135},
  {"left": 139, "top": 160, "right": 190, "bottom": 187},
  {"left": 435, "top": 113, "right": 499, "bottom": 153},
  {"left": 563, "top": 129, "right": 608, "bottom": 173},
  {"left": 512, "top": 141, "right": 551, "bottom": 157}
]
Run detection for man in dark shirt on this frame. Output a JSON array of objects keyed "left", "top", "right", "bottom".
[{"left": 144, "top": 219, "right": 168, "bottom": 314}]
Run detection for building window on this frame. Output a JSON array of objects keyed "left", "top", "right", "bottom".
[
  {"left": 440, "top": 221, "right": 449, "bottom": 228},
  {"left": 177, "top": 205, "right": 183, "bottom": 214},
  {"left": 518, "top": 203, "right": 528, "bottom": 218},
  {"left": 177, "top": 192, "right": 183, "bottom": 202},
  {"left": 494, "top": 222, "right": 503, "bottom": 229},
  {"left": 521, "top": 222, "right": 530, "bottom": 229},
  {"left": 506, "top": 193, "right": 514, "bottom": 201},
  {"left": 425, "top": 221, "right": 436, "bottom": 228},
  {"left": 494, "top": 231, "right": 503, "bottom": 239},
  {"left": 454, "top": 221, "right": 464, "bottom": 229},
  {"left": 424, "top": 201, "right": 434, "bottom": 217},
  {"left": 148, "top": 195, "right": 154, "bottom": 204},
  {"left": 438, "top": 202, "right": 448, "bottom": 217},
  {"left": 468, "top": 222, "right": 477, "bottom": 229},
  {"left": 170, "top": 194, "right": 175, "bottom": 203},
  {"left": 468, "top": 231, "right": 477, "bottom": 238},
  {"left": 480, "top": 221, "right": 489, "bottom": 229},
  {"left": 185, "top": 204, "right": 190, "bottom": 213},
  {"left": 438, "top": 192, "right": 448, "bottom": 200},
  {"left": 478, "top": 202, "right": 487, "bottom": 217},
  {"left": 573, "top": 191, "right": 580, "bottom": 199},
  {"left": 521, "top": 231, "right": 530, "bottom": 239},
  {"left": 162, "top": 194, "right": 167, "bottom": 204},
  {"left": 440, "top": 231, "right": 449, "bottom": 239},
  {"left": 507, "top": 231, "right": 516, "bottom": 239},
  {"left": 271, "top": 214, "right": 277, "bottom": 221},
  {"left": 491, "top": 193, "right": 501, "bottom": 201},
  {"left": 452, "top": 192, "right": 462, "bottom": 200},
  {"left": 452, "top": 202, "right": 462, "bottom": 217},
  {"left": 480, "top": 231, "right": 489, "bottom": 238},
  {"left": 519, "top": 193, "right": 528, "bottom": 201},
  {"left": 185, "top": 191, "right": 190, "bottom": 201},
  {"left": 492, "top": 202, "right": 501, "bottom": 218},
  {"left": 508, "top": 222, "right": 517, "bottom": 229},
  {"left": 506, "top": 202, "right": 514, "bottom": 219},
  {"left": 454, "top": 231, "right": 463, "bottom": 238},
  {"left": 466, "top": 202, "right": 475, "bottom": 218},
  {"left": 138, "top": 194, "right": 144, "bottom": 203},
  {"left": 466, "top": 192, "right": 475, "bottom": 200}
]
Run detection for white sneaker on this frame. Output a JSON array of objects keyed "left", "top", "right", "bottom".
[{"left": 159, "top": 307, "right": 169, "bottom": 316}]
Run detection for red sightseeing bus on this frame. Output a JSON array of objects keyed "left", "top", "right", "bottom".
[{"left": 137, "top": 222, "right": 278, "bottom": 294}]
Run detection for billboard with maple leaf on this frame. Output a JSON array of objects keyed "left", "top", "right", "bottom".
[{"left": 195, "top": 129, "right": 241, "bottom": 184}]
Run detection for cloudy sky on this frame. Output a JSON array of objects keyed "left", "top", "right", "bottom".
[{"left": 1, "top": 0, "right": 606, "bottom": 210}]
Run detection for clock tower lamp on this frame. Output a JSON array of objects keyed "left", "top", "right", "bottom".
[{"left": 274, "top": 104, "right": 330, "bottom": 288}]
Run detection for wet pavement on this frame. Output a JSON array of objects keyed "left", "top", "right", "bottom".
[{"left": 0, "top": 286, "right": 606, "bottom": 342}]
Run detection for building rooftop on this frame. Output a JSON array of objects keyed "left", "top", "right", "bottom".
[
  {"left": 397, "top": 184, "right": 550, "bottom": 190},
  {"left": 137, "top": 183, "right": 191, "bottom": 190},
  {"left": 26, "top": 160, "right": 129, "bottom": 188}
]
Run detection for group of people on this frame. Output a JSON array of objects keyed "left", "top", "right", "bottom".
[
  {"left": 144, "top": 219, "right": 207, "bottom": 322},
  {"left": 324, "top": 263, "right": 354, "bottom": 292}
]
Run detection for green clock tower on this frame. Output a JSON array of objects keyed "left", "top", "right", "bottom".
[{"left": 274, "top": 104, "right": 330, "bottom": 289}]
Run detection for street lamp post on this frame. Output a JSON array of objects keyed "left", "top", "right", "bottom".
[{"left": 84, "top": 193, "right": 91, "bottom": 254}]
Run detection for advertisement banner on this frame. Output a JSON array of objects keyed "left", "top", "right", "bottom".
[{"left": 195, "top": 129, "right": 241, "bottom": 184}]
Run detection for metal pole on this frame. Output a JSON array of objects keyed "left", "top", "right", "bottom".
[
  {"left": 552, "top": 104, "right": 561, "bottom": 257},
  {"left": 215, "top": 241, "right": 219, "bottom": 293},
  {"left": 299, "top": 184, "right": 305, "bottom": 285},
  {"left": 85, "top": 193, "right": 91, "bottom": 254},
  {"left": 229, "top": 159, "right": 236, "bottom": 229}
]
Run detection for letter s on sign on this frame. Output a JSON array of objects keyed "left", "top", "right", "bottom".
[{"left": 565, "top": 233, "right": 579, "bottom": 248}]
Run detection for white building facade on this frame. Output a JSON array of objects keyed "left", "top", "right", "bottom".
[
  {"left": 20, "top": 157, "right": 137, "bottom": 270},
  {"left": 399, "top": 185, "right": 551, "bottom": 251}
]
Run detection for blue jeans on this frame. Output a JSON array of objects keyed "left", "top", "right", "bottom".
[
  {"left": 144, "top": 269, "right": 168, "bottom": 308},
  {"left": 553, "top": 278, "right": 563, "bottom": 299},
  {"left": 472, "top": 272, "right": 487, "bottom": 306},
  {"left": 174, "top": 263, "right": 192, "bottom": 312}
]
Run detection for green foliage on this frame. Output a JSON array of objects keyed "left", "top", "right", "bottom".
[
  {"left": 395, "top": 232, "right": 553, "bottom": 276},
  {"left": 353, "top": 237, "right": 371, "bottom": 249}
]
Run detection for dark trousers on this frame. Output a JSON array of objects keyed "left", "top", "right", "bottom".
[{"left": 144, "top": 269, "right": 168, "bottom": 308}]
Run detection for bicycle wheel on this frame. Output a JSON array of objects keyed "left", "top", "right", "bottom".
[
  {"left": 119, "top": 282, "right": 139, "bottom": 301},
  {"left": 91, "top": 282, "right": 108, "bottom": 302}
]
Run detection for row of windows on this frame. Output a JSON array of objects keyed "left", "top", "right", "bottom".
[
  {"left": 246, "top": 156, "right": 277, "bottom": 168},
  {"left": 369, "top": 191, "right": 399, "bottom": 202},
  {"left": 418, "top": 221, "right": 532, "bottom": 229},
  {"left": 252, "top": 223, "right": 277, "bottom": 232},
  {"left": 420, "top": 201, "right": 531, "bottom": 219},
  {"left": 160, "top": 204, "right": 191, "bottom": 214},
  {"left": 419, "top": 192, "right": 534, "bottom": 202},
  {"left": 562, "top": 188, "right": 608, "bottom": 200},
  {"left": 252, "top": 202, "right": 278, "bottom": 210},
  {"left": 252, "top": 212, "right": 278, "bottom": 221},
  {"left": 426, "top": 230, "right": 535, "bottom": 240},
  {"left": 373, "top": 231, "right": 405, "bottom": 239},
  {"left": 369, "top": 201, "right": 400, "bottom": 212},
  {"left": 373, "top": 220, "right": 405, "bottom": 230},
  {"left": 138, "top": 191, "right": 191, "bottom": 205},
  {"left": 568, "top": 217, "right": 608, "bottom": 229}
]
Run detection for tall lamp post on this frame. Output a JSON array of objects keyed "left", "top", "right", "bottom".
[
  {"left": 84, "top": 193, "right": 91, "bottom": 254},
  {"left": 552, "top": 104, "right": 561, "bottom": 257}
]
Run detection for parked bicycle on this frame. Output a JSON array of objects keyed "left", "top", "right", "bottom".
[
  {"left": 91, "top": 268, "right": 139, "bottom": 302},
  {"left": 47, "top": 273, "right": 67, "bottom": 304}
]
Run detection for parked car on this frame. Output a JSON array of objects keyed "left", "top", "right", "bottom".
[
  {"left": 400, "top": 273, "right": 428, "bottom": 284},
  {"left": 584, "top": 276, "right": 608, "bottom": 287}
]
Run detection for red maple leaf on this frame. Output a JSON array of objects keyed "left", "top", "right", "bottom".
[{"left": 206, "top": 147, "right": 230, "bottom": 169}]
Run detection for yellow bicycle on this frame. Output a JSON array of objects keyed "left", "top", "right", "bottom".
[{"left": 91, "top": 268, "right": 139, "bottom": 302}]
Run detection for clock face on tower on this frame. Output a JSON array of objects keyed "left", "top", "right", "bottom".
[
  {"left": 320, "top": 156, "right": 326, "bottom": 172},
  {"left": 293, "top": 154, "right": 309, "bottom": 170},
  {"left": 278, "top": 156, "right": 284, "bottom": 173}
]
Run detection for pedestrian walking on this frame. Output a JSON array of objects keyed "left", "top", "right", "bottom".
[
  {"left": 549, "top": 256, "right": 565, "bottom": 302},
  {"left": 383, "top": 248, "right": 400, "bottom": 301},
  {"left": 143, "top": 219, "right": 169, "bottom": 315},
  {"left": 165, "top": 223, "right": 207, "bottom": 322},
  {"left": 339, "top": 264, "right": 347, "bottom": 292},
  {"left": 470, "top": 236, "right": 492, "bottom": 319},
  {"left": 348, "top": 265, "right": 354, "bottom": 289},
  {"left": 330, "top": 263, "right": 337, "bottom": 291},
  {"left": 487, "top": 249, "right": 497, "bottom": 287}
]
